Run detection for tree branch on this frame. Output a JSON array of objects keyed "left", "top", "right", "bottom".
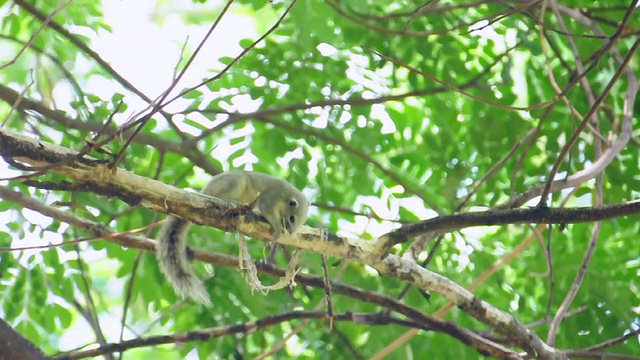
[
  {"left": 0, "top": 185, "right": 516, "bottom": 359},
  {"left": 0, "top": 127, "right": 569, "bottom": 359}
]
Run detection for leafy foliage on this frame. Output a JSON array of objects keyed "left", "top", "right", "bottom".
[{"left": 0, "top": 0, "right": 639, "bottom": 359}]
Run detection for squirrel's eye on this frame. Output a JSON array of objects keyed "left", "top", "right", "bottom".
[
  {"left": 289, "top": 216, "right": 295, "bottom": 223},
  {"left": 289, "top": 199, "right": 298, "bottom": 207}
]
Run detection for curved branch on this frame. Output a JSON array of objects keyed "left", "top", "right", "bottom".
[
  {"left": 537, "top": 39, "right": 640, "bottom": 205},
  {"left": 502, "top": 3, "right": 640, "bottom": 209}
]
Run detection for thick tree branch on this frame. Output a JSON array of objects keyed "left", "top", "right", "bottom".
[
  {"left": 0, "top": 127, "right": 565, "bottom": 358},
  {"left": 0, "top": 317, "right": 49, "bottom": 360},
  {"left": 0, "top": 185, "right": 516, "bottom": 358}
]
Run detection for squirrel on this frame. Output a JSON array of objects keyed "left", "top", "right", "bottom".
[{"left": 156, "top": 171, "right": 309, "bottom": 306}]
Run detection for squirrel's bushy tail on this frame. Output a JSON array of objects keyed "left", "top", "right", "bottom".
[{"left": 157, "top": 216, "right": 212, "bottom": 306}]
